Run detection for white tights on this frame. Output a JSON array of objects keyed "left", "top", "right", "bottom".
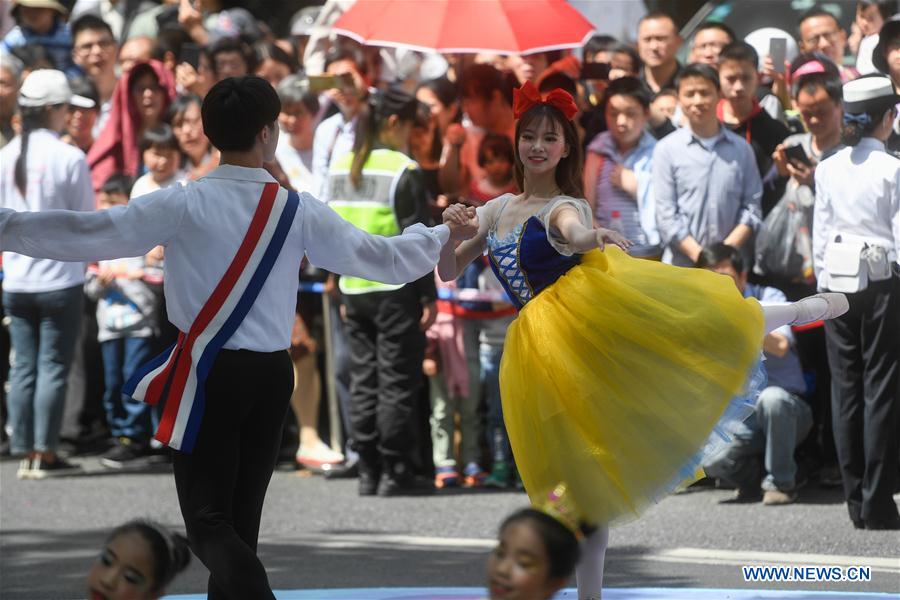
[{"left": 575, "top": 525, "right": 609, "bottom": 599}]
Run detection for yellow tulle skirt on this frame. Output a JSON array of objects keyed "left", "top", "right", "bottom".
[{"left": 500, "top": 246, "right": 764, "bottom": 526}]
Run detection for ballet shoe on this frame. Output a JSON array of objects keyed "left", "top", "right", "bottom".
[{"left": 792, "top": 293, "right": 849, "bottom": 326}]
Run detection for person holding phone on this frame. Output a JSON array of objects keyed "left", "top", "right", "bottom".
[{"left": 717, "top": 41, "right": 790, "bottom": 215}]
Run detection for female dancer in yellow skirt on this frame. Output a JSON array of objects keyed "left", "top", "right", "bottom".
[{"left": 438, "top": 82, "right": 847, "bottom": 599}]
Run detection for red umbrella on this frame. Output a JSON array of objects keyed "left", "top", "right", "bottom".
[{"left": 331, "top": 0, "right": 596, "bottom": 55}]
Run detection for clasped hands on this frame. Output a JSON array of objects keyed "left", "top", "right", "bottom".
[{"left": 442, "top": 203, "right": 479, "bottom": 241}]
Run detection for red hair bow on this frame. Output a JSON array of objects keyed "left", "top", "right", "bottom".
[{"left": 512, "top": 81, "right": 578, "bottom": 121}]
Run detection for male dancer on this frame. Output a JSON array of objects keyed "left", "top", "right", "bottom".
[{"left": 0, "top": 76, "right": 476, "bottom": 599}]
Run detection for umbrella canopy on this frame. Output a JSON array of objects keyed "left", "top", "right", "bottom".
[{"left": 331, "top": 0, "right": 596, "bottom": 55}]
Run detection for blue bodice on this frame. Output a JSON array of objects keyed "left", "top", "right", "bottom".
[{"left": 487, "top": 215, "right": 581, "bottom": 311}]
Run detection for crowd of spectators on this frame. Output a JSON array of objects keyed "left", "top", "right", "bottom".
[{"left": 1, "top": 0, "right": 897, "bottom": 527}]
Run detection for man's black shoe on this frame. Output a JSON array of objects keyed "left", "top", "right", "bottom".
[
  {"left": 358, "top": 469, "right": 380, "bottom": 496},
  {"left": 377, "top": 474, "right": 434, "bottom": 497}
]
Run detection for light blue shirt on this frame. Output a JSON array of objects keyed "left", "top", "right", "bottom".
[
  {"left": 311, "top": 112, "right": 356, "bottom": 203},
  {"left": 586, "top": 130, "right": 659, "bottom": 246},
  {"left": 653, "top": 124, "right": 763, "bottom": 266}
]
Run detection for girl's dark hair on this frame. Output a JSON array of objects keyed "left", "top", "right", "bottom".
[
  {"left": 513, "top": 102, "right": 583, "bottom": 198},
  {"left": 478, "top": 132, "right": 514, "bottom": 168},
  {"left": 857, "top": 0, "right": 899, "bottom": 21},
  {"left": 254, "top": 42, "right": 300, "bottom": 74},
  {"left": 841, "top": 103, "right": 894, "bottom": 146},
  {"left": 350, "top": 86, "right": 419, "bottom": 188},
  {"left": 14, "top": 104, "right": 61, "bottom": 197},
  {"left": 167, "top": 93, "right": 204, "bottom": 123},
  {"left": 139, "top": 123, "right": 179, "bottom": 153},
  {"left": 418, "top": 76, "right": 460, "bottom": 112},
  {"left": 101, "top": 173, "right": 135, "bottom": 197},
  {"left": 202, "top": 76, "right": 281, "bottom": 152},
  {"left": 499, "top": 509, "right": 580, "bottom": 580},
  {"left": 107, "top": 520, "right": 190, "bottom": 594},
  {"left": 610, "top": 43, "right": 642, "bottom": 75}
]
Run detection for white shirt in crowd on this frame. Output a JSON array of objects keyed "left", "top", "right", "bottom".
[
  {"left": 0, "top": 165, "right": 450, "bottom": 352},
  {"left": 130, "top": 169, "right": 187, "bottom": 199},
  {"left": 813, "top": 137, "right": 900, "bottom": 284},
  {"left": 275, "top": 135, "right": 315, "bottom": 195},
  {"left": 0, "top": 129, "right": 94, "bottom": 293},
  {"left": 311, "top": 111, "right": 356, "bottom": 202}
]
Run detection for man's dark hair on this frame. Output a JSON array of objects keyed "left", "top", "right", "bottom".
[
  {"left": 675, "top": 62, "right": 721, "bottom": 91},
  {"left": 461, "top": 63, "right": 514, "bottom": 106},
  {"left": 605, "top": 76, "right": 652, "bottom": 109},
  {"left": 323, "top": 45, "right": 368, "bottom": 76},
  {"left": 583, "top": 34, "right": 619, "bottom": 62},
  {"left": 207, "top": 37, "right": 257, "bottom": 76},
  {"left": 693, "top": 21, "right": 736, "bottom": 43},
  {"left": 202, "top": 76, "right": 280, "bottom": 152},
  {"left": 719, "top": 40, "right": 760, "bottom": 69},
  {"left": 639, "top": 10, "right": 678, "bottom": 29},
  {"left": 696, "top": 242, "right": 745, "bottom": 272},
  {"left": 798, "top": 7, "right": 842, "bottom": 34},
  {"left": 71, "top": 14, "right": 115, "bottom": 43},
  {"left": 139, "top": 123, "right": 179, "bottom": 153}
]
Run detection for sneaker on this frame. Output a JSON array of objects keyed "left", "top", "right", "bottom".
[
  {"left": 462, "top": 462, "right": 487, "bottom": 488},
  {"left": 100, "top": 439, "right": 149, "bottom": 469},
  {"left": 763, "top": 488, "right": 798, "bottom": 505},
  {"left": 484, "top": 461, "right": 510, "bottom": 489},
  {"left": 16, "top": 458, "right": 33, "bottom": 480},
  {"left": 434, "top": 466, "right": 460, "bottom": 489},
  {"left": 793, "top": 293, "right": 849, "bottom": 326},
  {"left": 30, "top": 457, "right": 81, "bottom": 479}
]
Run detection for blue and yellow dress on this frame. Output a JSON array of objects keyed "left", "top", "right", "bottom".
[{"left": 485, "top": 195, "right": 764, "bottom": 526}]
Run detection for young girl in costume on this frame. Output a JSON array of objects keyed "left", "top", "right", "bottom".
[
  {"left": 86, "top": 519, "right": 191, "bottom": 600},
  {"left": 439, "top": 81, "right": 848, "bottom": 599}
]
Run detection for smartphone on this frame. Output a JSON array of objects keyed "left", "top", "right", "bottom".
[
  {"left": 784, "top": 144, "right": 813, "bottom": 167},
  {"left": 769, "top": 37, "right": 787, "bottom": 74},
  {"left": 179, "top": 42, "right": 202, "bottom": 70},
  {"left": 580, "top": 62, "right": 611, "bottom": 81},
  {"left": 307, "top": 73, "right": 353, "bottom": 92}
]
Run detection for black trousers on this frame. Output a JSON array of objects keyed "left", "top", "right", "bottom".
[
  {"left": 172, "top": 348, "right": 293, "bottom": 600},
  {"left": 825, "top": 275, "right": 900, "bottom": 524},
  {"left": 343, "top": 286, "right": 424, "bottom": 473}
]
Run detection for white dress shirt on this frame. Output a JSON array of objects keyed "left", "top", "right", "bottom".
[
  {"left": 0, "top": 165, "right": 450, "bottom": 352},
  {"left": 0, "top": 129, "right": 95, "bottom": 293},
  {"left": 813, "top": 137, "right": 900, "bottom": 286},
  {"left": 311, "top": 112, "right": 356, "bottom": 202}
]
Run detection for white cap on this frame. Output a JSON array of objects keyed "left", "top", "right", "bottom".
[
  {"left": 17, "top": 69, "right": 95, "bottom": 109},
  {"left": 842, "top": 75, "right": 900, "bottom": 113}
]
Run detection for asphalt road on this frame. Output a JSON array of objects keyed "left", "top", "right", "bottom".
[{"left": 1, "top": 457, "right": 898, "bottom": 599}]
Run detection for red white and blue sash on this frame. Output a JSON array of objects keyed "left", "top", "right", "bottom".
[{"left": 123, "top": 184, "right": 299, "bottom": 453}]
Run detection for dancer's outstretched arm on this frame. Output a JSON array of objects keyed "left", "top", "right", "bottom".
[
  {"left": 552, "top": 205, "right": 632, "bottom": 253},
  {"left": 0, "top": 190, "right": 184, "bottom": 261},
  {"left": 302, "top": 195, "right": 474, "bottom": 286}
]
